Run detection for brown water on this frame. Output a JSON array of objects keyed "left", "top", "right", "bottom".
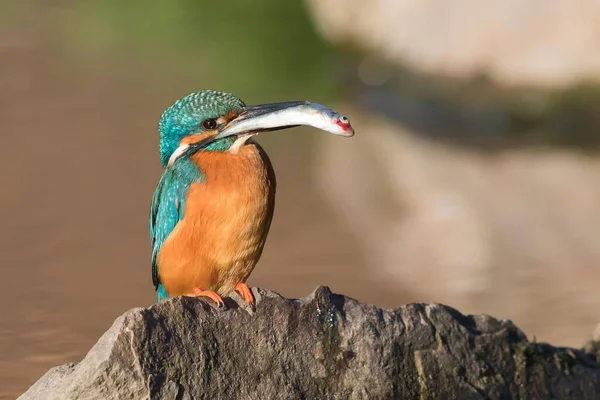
[{"left": 0, "top": 17, "right": 412, "bottom": 399}]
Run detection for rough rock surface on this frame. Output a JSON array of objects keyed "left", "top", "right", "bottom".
[{"left": 20, "top": 287, "right": 600, "bottom": 400}]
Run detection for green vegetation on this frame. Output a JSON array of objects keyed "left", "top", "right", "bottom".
[{"left": 56, "top": 0, "right": 339, "bottom": 102}]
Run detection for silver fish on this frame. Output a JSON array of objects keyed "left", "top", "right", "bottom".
[{"left": 215, "top": 101, "right": 355, "bottom": 140}]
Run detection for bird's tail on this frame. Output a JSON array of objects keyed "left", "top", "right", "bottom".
[{"left": 157, "top": 284, "right": 169, "bottom": 303}]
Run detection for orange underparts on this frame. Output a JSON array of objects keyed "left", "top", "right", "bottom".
[
  {"left": 156, "top": 140, "right": 275, "bottom": 310},
  {"left": 235, "top": 282, "right": 255, "bottom": 310}
]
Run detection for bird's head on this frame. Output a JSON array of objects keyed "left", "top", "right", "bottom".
[
  {"left": 158, "top": 90, "right": 354, "bottom": 166},
  {"left": 158, "top": 90, "right": 246, "bottom": 166}
]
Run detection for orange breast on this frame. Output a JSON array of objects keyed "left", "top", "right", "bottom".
[{"left": 157, "top": 140, "right": 276, "bottom": 297}]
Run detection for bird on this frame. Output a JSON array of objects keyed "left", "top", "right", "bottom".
[{"left": 150, "top": 90, "right": 354, "bottom": 310}]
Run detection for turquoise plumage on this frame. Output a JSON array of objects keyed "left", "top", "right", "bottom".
[{"left": 150, "top": 157, "right": 204, "bottom": 302}]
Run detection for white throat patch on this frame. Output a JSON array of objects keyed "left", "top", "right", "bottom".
[
  {"left": 167, "top": 144, "right": 190, "bottom": 167},
  {"left": 229, "top": 134, "right": 255, "bottom": 154}
]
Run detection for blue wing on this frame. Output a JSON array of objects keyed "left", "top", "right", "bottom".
[{"left": 149, "top": 158, "right": 204, "bottom": 301}]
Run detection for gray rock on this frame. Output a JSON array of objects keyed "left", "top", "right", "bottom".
[{"left": 19, "top": 286, "right": 600, "bottom": 400}]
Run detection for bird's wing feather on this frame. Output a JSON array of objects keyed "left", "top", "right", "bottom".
[{"left": 149, "top": 159, "right": 204, "bottom": 291}]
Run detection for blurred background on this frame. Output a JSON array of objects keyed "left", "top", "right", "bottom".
[{"left": 1, "top": 1, "right": 600, "bottom": 397}]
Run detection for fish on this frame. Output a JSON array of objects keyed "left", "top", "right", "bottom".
[{"left": 215, "top": 101, "right": 355, "bottom": 140}]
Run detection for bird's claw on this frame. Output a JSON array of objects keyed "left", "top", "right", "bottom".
[
  {"left": 192, "top": 287, "right": 225, "bottom": 308},
  {"left": 235, "top": 282, "right": 256, "bottom": 311}
]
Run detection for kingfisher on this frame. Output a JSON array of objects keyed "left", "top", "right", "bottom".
[{"left": 150, "top": 90, "right": 353, "bottom": 310}]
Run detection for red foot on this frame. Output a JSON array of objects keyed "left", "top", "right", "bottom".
[
  {"left": 235, "top": 282, "right": 255, "bottom": 311},
  {"left": 192, "top": 287, "right": 225, "bottom": 308}
]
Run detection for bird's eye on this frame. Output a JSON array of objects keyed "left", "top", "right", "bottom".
[{"left": 201, "top": 118, "right": 218, "bottom": 130}]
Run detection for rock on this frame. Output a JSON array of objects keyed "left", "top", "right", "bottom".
[
  {"left": 20, "top": 287, "right": 600, "bottom": 400},
  {"left": 583, "top": 323, "right": 600, "bottom": 360},
  {"left": 304, "top": 0, "right": 600, "bottom": 89}
]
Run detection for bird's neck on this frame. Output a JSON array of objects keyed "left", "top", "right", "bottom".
[
  {"left": 204, "top": 137, "right": 236, "bottom": 152},
  {"left": 164, "top": 135, "right": 237, "bottom": 167}
]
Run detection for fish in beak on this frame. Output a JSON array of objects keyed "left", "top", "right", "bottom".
[
  {"left": 216, "top": 101, "right": 355, "bottom": 140},
  {"left": 170, "top": 101, "right": 354, "bottom": 164}
]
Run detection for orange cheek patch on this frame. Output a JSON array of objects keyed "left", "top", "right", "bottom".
[
  {"left": 217, "top": 110, "right": 240, "bottom": 125},
  {"left": 180, "top": 132, "right": 216, "bottom": 146}
]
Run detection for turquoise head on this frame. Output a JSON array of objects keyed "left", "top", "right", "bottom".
[{"left": 158, "top": 90, "right": 246, "bottom": 166}]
